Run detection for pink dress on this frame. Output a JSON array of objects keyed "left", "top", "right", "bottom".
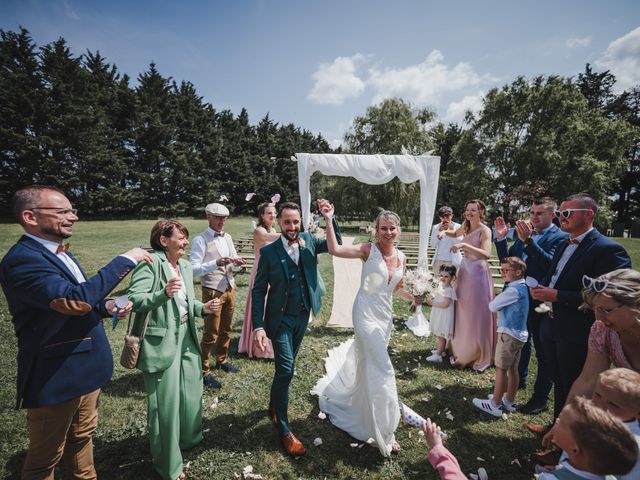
[
  {"left": 588, "top": 320, "right": 633, "bottom": 369},
  {"left": 450, "top": 226, "right": 496, "bottom": 371},
  {"left": 238, "top": 239, "right": 274, "bottom": 359}
]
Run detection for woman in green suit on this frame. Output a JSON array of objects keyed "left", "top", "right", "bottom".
[{"left": 128, "top": 220, "right": 220, "bottom": 480}]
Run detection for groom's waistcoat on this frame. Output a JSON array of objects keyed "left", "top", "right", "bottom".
[{"left": 284, "top": 254, "right": 310, "bottom": 315}]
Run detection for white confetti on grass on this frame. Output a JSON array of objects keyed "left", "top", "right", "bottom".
[
  {"left": 313, "top": 437, "right": 323, "bottom": 446},
  {"left": 478, "top": 467, "right": 489, "bottom": 480},
  {"left": 318, "top": 411, "right": 327, "bottom": 420},
  {"left": 435, "top": 384, "right": 443, "bottom": 390}
]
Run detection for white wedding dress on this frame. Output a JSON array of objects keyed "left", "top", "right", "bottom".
[{"left": 312, "top": 244, "right": 403, "bottom": 457}]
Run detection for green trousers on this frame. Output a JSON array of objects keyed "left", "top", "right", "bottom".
[{"left": 144, "top": 321, "right": 203, "bottom": 480}]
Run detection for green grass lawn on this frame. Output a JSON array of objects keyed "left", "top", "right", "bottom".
[{"left": 0, "top": 219, "right": 637, "bottom": 479}]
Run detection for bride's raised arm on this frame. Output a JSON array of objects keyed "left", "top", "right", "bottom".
[{"left": 319, "top": 199, "right": 368, "bottom": 261}]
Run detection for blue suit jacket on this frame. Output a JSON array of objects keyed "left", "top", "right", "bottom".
[
  {"left": 0, "top": 235, "right": 134, "bottom": 409},
  {"left": 251, "top": 220, "right": 341, "bottom": 339},
  {"left": 541, "top": 229, "right": 631, "bottom": 342},
  {"left": 495, "top": 224, "right": 568, "bottom": 281}
]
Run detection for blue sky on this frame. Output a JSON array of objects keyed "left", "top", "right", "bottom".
[{"left": 2, "top": 0, "right": 639, "bottom": 148}]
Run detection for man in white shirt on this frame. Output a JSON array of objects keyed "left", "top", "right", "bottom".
[
  {"left": 190, "top": 203, "right": 245, "bottom": 389},
  {"left": 429, "top": 206, "right": 462, "bottom": 274}
]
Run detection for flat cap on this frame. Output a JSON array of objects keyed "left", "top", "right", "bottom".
[{"left": 205, "top": 203, "right": 230, "bottom": 217}]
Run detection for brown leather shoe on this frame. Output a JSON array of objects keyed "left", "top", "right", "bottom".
[
  {"left": 281, "top": 432, "right": 306, "bottom": 456},
  {"left": 532, "top": 449, "right": 562, "bottom": 466},
  {"left": 525, "top": 422, "right": 551, "bottom": 436},
  {"left": 268, "top": 406, "right": 278, "bottom": 426}
]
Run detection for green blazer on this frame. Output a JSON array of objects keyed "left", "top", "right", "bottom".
[
  {"left": 127, "top": 251, "right": 204, "bottom": 373},
  {"left": 251, "top": 219, "right": 341, "bottom": 338}
]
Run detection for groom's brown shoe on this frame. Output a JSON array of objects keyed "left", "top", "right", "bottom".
[{"left": 281, "top": 432, "right": 306, "bottom": 456}]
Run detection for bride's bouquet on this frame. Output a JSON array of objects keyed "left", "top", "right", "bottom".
[
  {"left": 403, "top": 269, "right": 443, "bottom": 301},
  {"left": 403, "top": 269, "right": 442, "bottom": 337}
]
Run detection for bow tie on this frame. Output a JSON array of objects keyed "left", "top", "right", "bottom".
[
  {"left": 288, "top": 239, "right": 300, "bottom": 247},
  {"left": 531, "top": 230, "right": 542, "bottom": 236},
  {"left": 213, "top": 231, "right": 225, "bottom": 238},
  {"left": 566, "top": 238, "right": 580, "bottom": 245},
  {"left": 56, "top": 242, "right": 70, "bottom": 254}
]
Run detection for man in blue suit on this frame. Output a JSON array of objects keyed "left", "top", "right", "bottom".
[
  {"left": 252, "top": 200, "right": 341, "bottom": 456},
  {"left": 0, "top": 186, "right": 152, "bottom": 479},
  {"left": 494, "top": 197, "right": 568, "bottom": 414},
  {"left": 530, "top": 193, "right": 631, "bottom": 427}
]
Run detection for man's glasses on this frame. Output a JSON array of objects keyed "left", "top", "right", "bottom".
[
  {"left": 582, "top": 275, "right": 635, "bottom": 293},
  {"left": 31, "top": 207, "right": 78, "bottom": 216},
  {"left": 554, "top": 209, "right": 591, "bottom": 219}
]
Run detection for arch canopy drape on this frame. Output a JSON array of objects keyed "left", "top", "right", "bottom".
[{"left": 294, "top": 153, "right": 441, "bottom": 270}]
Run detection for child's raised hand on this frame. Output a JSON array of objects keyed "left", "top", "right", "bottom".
[{"left": 422, "top": 418, "right": 443, "bottom": 449}]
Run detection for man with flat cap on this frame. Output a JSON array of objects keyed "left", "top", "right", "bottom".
[{"left": 191, "top": 202, "right": 246, "bottom": 389}]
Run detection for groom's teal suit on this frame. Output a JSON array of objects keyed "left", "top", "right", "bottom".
[{"left": 252, "top": 220, "right": 341, "bottom": 437}]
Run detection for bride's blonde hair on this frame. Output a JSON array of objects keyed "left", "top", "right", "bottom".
[{"left": 373, "top": 210, "right": 402, "bottom": 242}]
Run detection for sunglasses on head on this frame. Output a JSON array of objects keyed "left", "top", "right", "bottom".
[
  {"left": 582, "top": 275, "right": 635, "bottom": 293},
  {"left": 554, "top": 208, "right": 591, "bottom": 219}
]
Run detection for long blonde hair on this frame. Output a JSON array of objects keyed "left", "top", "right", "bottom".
[{"left": 461, "top": 199, "right": 487, "bottom": 234}]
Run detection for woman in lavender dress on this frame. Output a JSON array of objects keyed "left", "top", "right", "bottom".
[{"left": 443, "top": 199, "right": 496, "bottom": 371}]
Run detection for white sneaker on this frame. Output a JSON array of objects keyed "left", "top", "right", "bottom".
[
  {"left": 487, "top": 394, "right": 517, "bottom": 412},
  {"left": 426, "top": 353, "right": 443, "bottom": 363},
  {"left": 472, "top": 397, "right": 504, "bottom": 418}
]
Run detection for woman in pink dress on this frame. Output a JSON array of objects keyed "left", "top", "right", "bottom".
[
  {"left": 238, "top": 202, "right": 280, "bottom": 358},
  {"left": 444, "top": 199, "right": 496, "bottom": 371}
]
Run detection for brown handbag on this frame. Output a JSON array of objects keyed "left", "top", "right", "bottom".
[{"left": 119, "top": 271, "right": 160, "bottom": 369}]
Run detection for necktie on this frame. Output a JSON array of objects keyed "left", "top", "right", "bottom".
[
  {"left": 566, "top": 238, "right": 580, "bottom": 245},
  {"left": 56, "top": 242, "right": 70, "bottom": 254}
]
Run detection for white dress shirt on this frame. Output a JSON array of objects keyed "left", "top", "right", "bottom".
[
  {"left": 548, "top": 228, "right": 593, "bottom": 289},
  {"left": 281, "top": 235, "right": 300, "bottom": 265},
  {"left": 430, "top": 222, "right": 462, "bottom": 264},
  {"left": 25, "top": 234, "right": 86, "bottom": 283},
  {"left": 190, "top": 228, "right": 230, "bottom": 277}
]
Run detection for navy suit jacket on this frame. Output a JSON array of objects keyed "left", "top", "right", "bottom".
[
  {"left": 495, "top": 224, "right": 568, "bottom": 281},
  {"left": 541, "top": 229, "right": 631, "bottom": 342},
  {"left": 0, "top": 235, "right": 134, "bottom": 409},
  {"left": 252, "top": 219, "right": 341, "bottom": 339}
]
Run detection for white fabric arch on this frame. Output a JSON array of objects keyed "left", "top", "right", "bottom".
[{"left": 294, "top": 153, "right": 441, "bottom": 270}]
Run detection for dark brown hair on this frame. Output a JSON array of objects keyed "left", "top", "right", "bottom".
[
  {"left": 277, "top": 202, "right": 301, "bottom": 218},
  {"left": 150, "top": 220, "right": 189, "bottom": 251},
  {"left": 256, "top": 202, "right": 276, "bottom": 229}
]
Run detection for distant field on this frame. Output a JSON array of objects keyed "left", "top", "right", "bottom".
[{"left": 0, "top": 218, "right": 637, "bottom": 479}]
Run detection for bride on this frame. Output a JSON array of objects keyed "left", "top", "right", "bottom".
[{"left": 311, "top": 205, "right": 416, "bottom": 456}]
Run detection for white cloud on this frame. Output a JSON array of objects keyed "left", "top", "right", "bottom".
[
  {"left": 566, "top": 36, "right": 591, "bottom": 49},
  {"left": 595, "top": 26, "right": 640, "bottom": 90},
  {"left": 444, "top": 92, "right": 485, "bottom": 124},
  {"left": 367, "top": 50, "right": 494, "bottom": 105},
  {"left": 308, "top": 54, "right": 367, "bottom": 105}
]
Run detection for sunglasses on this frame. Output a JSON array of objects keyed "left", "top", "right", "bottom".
[
  {"left": 582, "top": 275, "right": 635, "bottom": 293},
  {"left": 554, "top": 208, "right": 591, "bottom": 219}
]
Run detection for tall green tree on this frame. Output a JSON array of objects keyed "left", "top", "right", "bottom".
[
  {"left": 331, "top": 98, "right": 436, "bottom": 225},
  {"left": 451, "top": 75, "right": 634, "bottom": 227},
  {"left": 0, "top": 28, "right": 46, "bottom": 209}
]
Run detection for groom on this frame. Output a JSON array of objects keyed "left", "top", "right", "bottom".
[{"left": 252, "top": 200, "right": 341, "bottom": 455}]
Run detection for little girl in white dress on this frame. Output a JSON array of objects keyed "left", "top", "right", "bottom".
[{"left": 426, "top": 265, "right": 457, "bottom": 363}]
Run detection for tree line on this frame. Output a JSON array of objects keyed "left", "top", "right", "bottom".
[
  {"left": 0, "top": 28, "right": 331, "bottom": 218},
  {"left": 1, "top": 27, "right": 638, "bottom": 228}
]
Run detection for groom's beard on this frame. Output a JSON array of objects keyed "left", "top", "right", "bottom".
[{"left": 282, "top": 230, "right": 300, "bottom": 241}]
